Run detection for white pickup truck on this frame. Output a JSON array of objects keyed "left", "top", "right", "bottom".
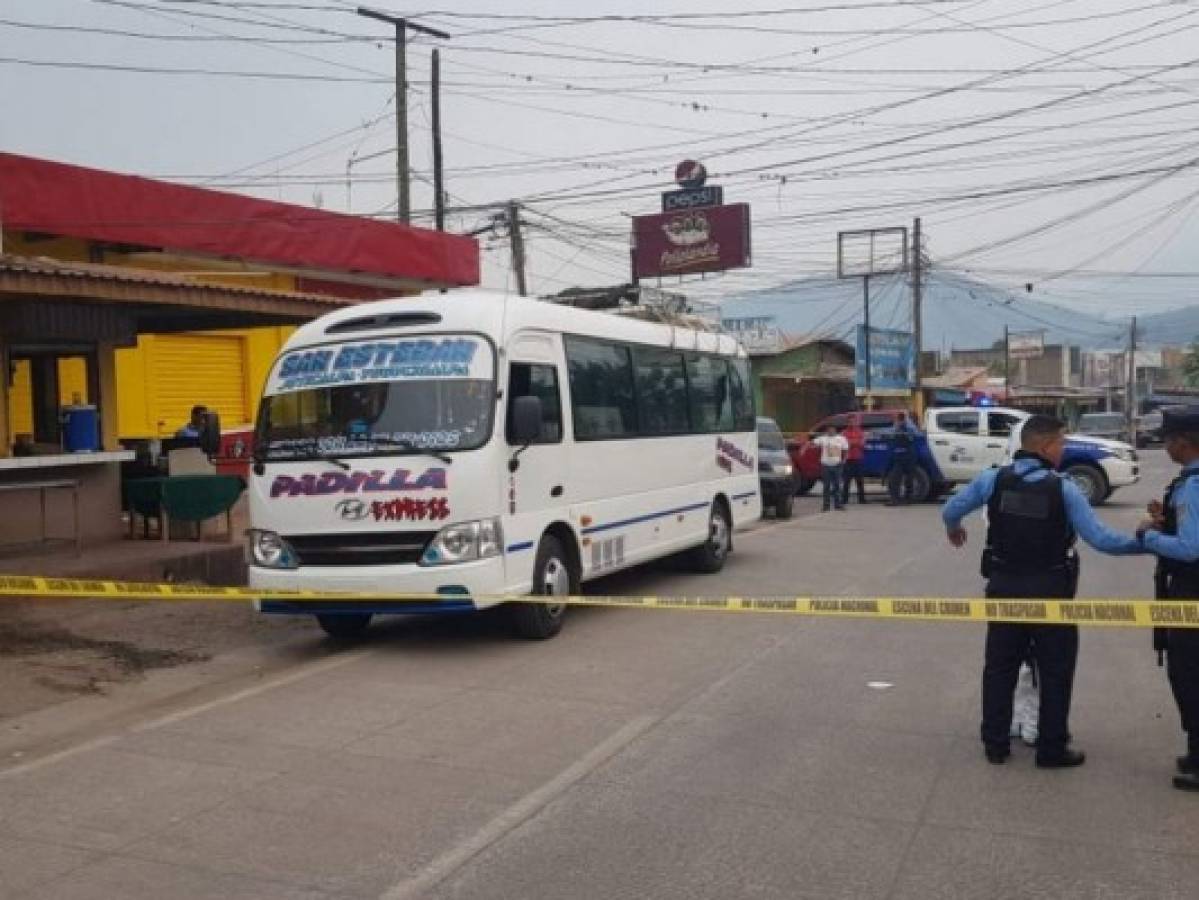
[
  {"left": 796, "top": 405, "right": 1139, "bottom": 504},
  {"left": 922, "top": 405, "right": 1139, "bottom": 504}
]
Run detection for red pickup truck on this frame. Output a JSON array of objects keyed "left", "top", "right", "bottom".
[{"left": 787, "top": 410, "right": 908, "bottom": 494}]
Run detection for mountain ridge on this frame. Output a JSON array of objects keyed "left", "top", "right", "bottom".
[{"left": 717, "top": 271, "right": 1198, "bottom": 351}]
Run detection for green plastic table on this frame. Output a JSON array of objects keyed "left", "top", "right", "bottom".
[{"left": 123, "top": 474, "right": 245, "bottom": 542}]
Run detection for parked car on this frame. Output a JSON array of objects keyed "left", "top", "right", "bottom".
[
  {"left": 789, "top": 406, "right": 1138, "bottom": 505},
  {"left": 1077, "top": 412, "right": 1133, "bottom": 445},
  {"left": 1138, "top": 410, "right": 1163, "bottom": 445},
  {"left": 757, "top": 416, "right": 796, "bottom": 519},
  {"left": 787, "top": 410, "right": 943, "bottom": 501}
]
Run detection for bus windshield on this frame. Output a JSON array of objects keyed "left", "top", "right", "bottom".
[{"left": 256, "top": 335, "right": 495, "bottom": 460}]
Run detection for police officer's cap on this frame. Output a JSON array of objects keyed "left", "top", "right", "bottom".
[{"left": 1161, "top": 406, "right": 1199, "bottom": 438}]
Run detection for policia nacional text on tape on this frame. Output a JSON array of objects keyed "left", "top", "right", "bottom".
[{"left": 3, "top": 575, "right": 1199, "bottom": 629}]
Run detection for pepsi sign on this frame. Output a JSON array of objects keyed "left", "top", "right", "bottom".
[
  {"left": 662, "top": 185, "right": 723, "bottom": 212},
  {"left": 674, "top": 159, "right": 708, "bottom": 190}
]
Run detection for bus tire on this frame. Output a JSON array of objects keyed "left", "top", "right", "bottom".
[
  {"left": 512, "top": 535, "right": 573, "bottom": 640},
  {"left": 1064, "top": 463, "right": 1107, "bottom": 506},
  {"left": 315, "top": 613, "right": 372, "bottom": 640},
  {"left": 690, "top": 501, "right": 732, "bottom": 574},
  {"left": 775, "top": 493, "right": 794, "bottom": 520}
]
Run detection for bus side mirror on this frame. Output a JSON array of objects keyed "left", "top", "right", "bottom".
[
  {"left": 200, "top": 412, "right": 222, "bottom": 457},
  {"left": 511, "top": 396, "right": 543, "bottom": 446}
]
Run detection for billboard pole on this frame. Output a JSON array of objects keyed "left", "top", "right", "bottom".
[
  {"left": 862, "top": 274, "right": 872, "bottom": 403},
  {"left": 911, "top": 217, "right": 923, "bottom": 417},
  {"left": 1004, "top": 325, "right": 1010, "bottom": 402}
]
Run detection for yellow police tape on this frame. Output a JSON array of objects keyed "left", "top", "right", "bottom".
[{"left": 2, "top": 574, "right": 1199, "bottom": 628}]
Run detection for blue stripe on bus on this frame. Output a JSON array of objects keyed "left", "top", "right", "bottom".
[
  {"left": 582, "top": 501, "right": 711, "bottom": 535},
  {"left": 506, "top": 541, "right": 535, "bottom": 553},
  {"left": 732, "top": 491, "right": 757, "bottom": 500}
]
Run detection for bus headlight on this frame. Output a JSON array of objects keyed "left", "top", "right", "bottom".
[
  {"left": 248, "top": 529, "right": 297, "bottom": 569},
  {"left": 421, "top": 518, "right": 503, "bottom": 566}
]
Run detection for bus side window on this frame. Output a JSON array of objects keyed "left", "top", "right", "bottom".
[{"left": 506, "top": 363, "right": 563, "bottom": 444}]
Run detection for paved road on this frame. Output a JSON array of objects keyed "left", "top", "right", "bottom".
[{"left": 3, "top": 449, "right": 1197, "bottom": 899}]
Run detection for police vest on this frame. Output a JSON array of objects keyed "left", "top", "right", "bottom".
[
  {"left": 1158, "top": 473, "right": 1199, "bottom": 592},
  {"left": 985, "top": 457, "right": 1076, "bottom": 573}
]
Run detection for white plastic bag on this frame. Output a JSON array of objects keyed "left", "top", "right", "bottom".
[{"left": 1010, "top": 662, "right": 1039, "bottom": 746}]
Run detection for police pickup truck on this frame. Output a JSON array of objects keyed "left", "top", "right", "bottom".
[{"left": 790, "top": 405, "right": 1138, "bottom": 505}]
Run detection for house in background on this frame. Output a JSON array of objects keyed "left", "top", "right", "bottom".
[{"left": 747, "top": 337, "right": 856, "bottom": 433}]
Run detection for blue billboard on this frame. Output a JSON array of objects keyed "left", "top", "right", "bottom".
[{"left": 855, "top": 326, "right": 915, "bottom": 396}]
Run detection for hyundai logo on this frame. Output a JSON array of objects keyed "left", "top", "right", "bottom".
[{"left": 335, "top": 499, "right": 369, "bottom": 521}]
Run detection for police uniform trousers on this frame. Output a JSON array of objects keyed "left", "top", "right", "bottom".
[
  {"left": 889, "top": 453, "right": 916, "bottom": 501},
  {"left": 1166, "top": 580, "right": 1199, "bottom": 759},
  {"left": 982, "top": 568, "right": 1078, "bottom": 755}
]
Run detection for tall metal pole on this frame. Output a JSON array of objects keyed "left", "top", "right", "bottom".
[
  {"left": 431, "top": 48, "right": 444, "bottom": 231},
  {"left": 1127, "top": 315, "right": 1138, "bottom": 444},
  {"left": 507, "top": 201, "right": 528, "bottom": 297},
  {"left": 394, "top": 19, "right": 408, "bottom": 223},
  {"left": 863, "top": 273, "right": 872, "bottom": 401},
  {"left": 911, "top": 217, "right": 923, "bottom": 415},
  {"left": 357, "top": 8, "right": 449, "bottom": 225},
  {"left": 1004, "top": 325, "right": 1010, "bottom": 403}
]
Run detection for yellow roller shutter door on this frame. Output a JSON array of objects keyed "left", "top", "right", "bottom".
[
  {"left": 151, "top": 334, "right": 248, "bottom": 435},
  {"left": 8, "top": 360, "right": 33, "bottom": 437}
]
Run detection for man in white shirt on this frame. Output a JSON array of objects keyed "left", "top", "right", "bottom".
[{"left": 813, "top": 424, "right": 849, "bottom": 511}]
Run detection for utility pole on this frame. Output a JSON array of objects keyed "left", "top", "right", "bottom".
[
  {"left": 357, "top": 7, "right": 449, "bottom": 224},
  {"left": 911, "top": 217, "right": 923, "bottom": 416},
  {"left": 1004, "top": 325, "right": 1011, "bottom": 403},
  {"left": 1127, "top": 315, "right": 1138, "bottom": 444},
  {"left": 431, "top": 48, "right": 445, "bottom": 231},
  {"left": 507, "top": 201, "right": 528, "bottom": 297},
  {"left": 863, "top": 274, "right": 872, "bottom": 402}
]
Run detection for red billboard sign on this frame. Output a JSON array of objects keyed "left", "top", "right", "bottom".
[{"left": 631, "top": 203, "right": 751, "bottom": 279}]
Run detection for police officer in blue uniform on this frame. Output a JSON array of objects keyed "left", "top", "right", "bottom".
[
  {"left": 886, "top": 411, "right": 920, "bottom": 505},
  {"left": 1139, "top": 406, "right": 1199, "bottom": 792},
  {"left": 943, "top": 414, "right": 1146, "bottom": 767}
]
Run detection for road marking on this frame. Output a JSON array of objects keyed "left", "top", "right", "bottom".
[
  {"left": 0, "top": 648, "right": 371, "bottom": 780},
  {"left": 378, "top": 714, "right": 659, "bottom": 900}
]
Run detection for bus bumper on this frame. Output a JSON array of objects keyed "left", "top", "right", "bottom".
[{"left": 249, "top": 555, "right": 509, "bottom": 615}]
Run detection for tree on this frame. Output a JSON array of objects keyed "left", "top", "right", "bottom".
[{"left": 1185, "top": 339, "right": 1199, "bottom": 388}]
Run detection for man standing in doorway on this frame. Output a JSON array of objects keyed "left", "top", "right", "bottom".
[
  {"left": 887, "top": 411, "right": 920, "bottom": 505},
  {"left": 841, "top": 419, "right": 868, "bottom": 505},
  {"left": 814, "top": 424, "right": 848, "bottom": 512}
]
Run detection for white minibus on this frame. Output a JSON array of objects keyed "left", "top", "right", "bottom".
[{"left": 247, "top": 290, "right": 761, "bottom": 639}]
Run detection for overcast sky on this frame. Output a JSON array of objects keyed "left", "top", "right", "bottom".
[{"left": 3, "top": 0, "right": 1198, "bottom": 321}]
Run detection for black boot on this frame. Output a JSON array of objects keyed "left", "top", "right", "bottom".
[
  {"left": 1173, "top": 771, "right": 1199, "bottom": 792},
  {"left": 1036, "top": 748, "right": 1086, "bottom": 768}
]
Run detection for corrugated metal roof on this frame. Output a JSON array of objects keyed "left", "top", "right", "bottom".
[
  {"left": 0, "top": 254, "right": 350, "bottom": 305},
  {"left": 921, "top": 367, "right": 989, "bottom": 389}
]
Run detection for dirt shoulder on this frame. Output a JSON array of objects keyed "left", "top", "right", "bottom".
[{"left": 0, "top": 595, "right": 311, "bottom": 721}]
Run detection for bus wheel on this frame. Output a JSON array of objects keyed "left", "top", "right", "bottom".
[
  {"left": 690, "top": 501, "right": 732, "bottom": 574},
  {"left": 512, "top": 535, "right": 573, "bottom": 640},
  {"left": 315, "top": 613, "right": 372, "bottom": 640}
]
